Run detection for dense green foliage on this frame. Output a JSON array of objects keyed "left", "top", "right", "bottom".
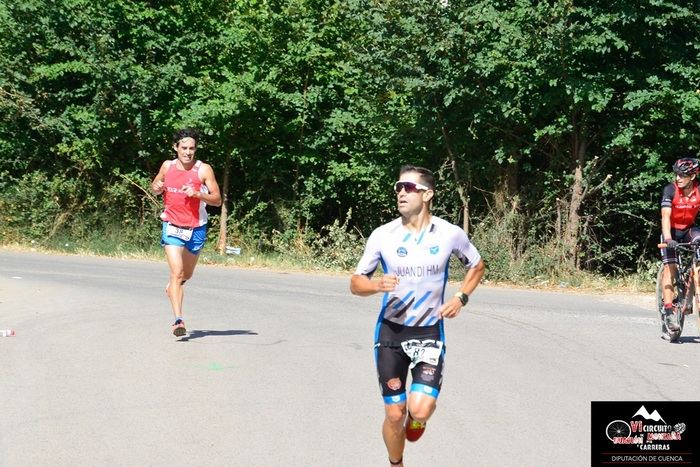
[{"left": 1, "top": 0, "right": 699, "bottom": 280}]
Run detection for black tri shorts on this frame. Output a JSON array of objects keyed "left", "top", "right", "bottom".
[{"left": 374, "top": 319, "right": 445, "bottom": 404}]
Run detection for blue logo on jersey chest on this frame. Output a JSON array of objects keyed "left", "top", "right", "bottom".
[
  {"left": 429, "top": 246, "right": 439, "bottom": 255},
  {"left": 397, "top": 247, "right": 408, "bottom": 257}
]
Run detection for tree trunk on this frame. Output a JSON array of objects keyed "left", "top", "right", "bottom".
[
  {"left": 436, "top": 110, "right": 470, "bottom": 233},
  {"left": 506, "top": 158, "right": 518, "bottom": 197},
  {"left": 217, "top": 163, "right": 230, "bottom": 255},
  {"left": 495, "top": 156, "right": 519, "bottom": 212},
  {"left": 450, "top": 159, "right": 470, "bottom": 233},
  {"left": 462, "top": 199, "right": 469, "bottom": 233},
  {"left": 563, "top": 132, "right": 587, "bottom": 267}
]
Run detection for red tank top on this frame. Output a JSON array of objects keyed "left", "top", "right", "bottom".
[{"left": 160, "top": 160, "right": 208, "bottom": 227}]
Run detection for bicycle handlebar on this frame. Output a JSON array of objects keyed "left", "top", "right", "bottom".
[{"left": 658, "top": 242, "right": 700, "bottom": 249}]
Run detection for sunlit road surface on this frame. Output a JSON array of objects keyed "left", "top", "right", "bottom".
[{"left": 1, "top": 250, "right": 697, "bottom": 466}]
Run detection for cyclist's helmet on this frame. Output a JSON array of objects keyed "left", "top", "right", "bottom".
[{"left": 672, "top": 157, "right": 700, "bottom": 176}]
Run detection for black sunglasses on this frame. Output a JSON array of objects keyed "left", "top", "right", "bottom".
[{"left": 394, "top": 181, "right": 430, "bottom": 194}]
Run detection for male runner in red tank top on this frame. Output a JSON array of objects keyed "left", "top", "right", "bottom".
[{"left": 150, "top": 129, "right": 222, "bottom": 336}]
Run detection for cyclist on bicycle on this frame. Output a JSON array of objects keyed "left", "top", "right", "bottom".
[{"left": 660, "top": 157, "right": 700, "bottom": 331}]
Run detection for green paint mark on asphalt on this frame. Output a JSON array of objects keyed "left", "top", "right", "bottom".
[{"left": 208, "top": 362, "right": 234, "bottom": 371}]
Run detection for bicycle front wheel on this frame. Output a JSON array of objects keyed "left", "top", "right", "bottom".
[
  {"left": 695, "top": 289, "right": 700, "bottom": 338},
  {"left": 656, "top": 265, "right": 665, "bottom": 334},
  {"left": 655, "top": 263, "right": 685, "bottom": 341}
]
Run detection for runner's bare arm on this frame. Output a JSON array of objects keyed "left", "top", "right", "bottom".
[
  {"left": 439, "top": 259, "right": 485, "bottom": 319},
  {"left": 189, "top": 163, "right": 222, "bottom": 206},
  {"left": 661, "top": 207, "right": 672, "bottom": 241},
  {"left": 151, "top": 161, "right": 169, "bottom": 194},
  {"left": 458, "top": 258, "right": 485, "bottom": 296},
  {"left": 350, "top": 273, "right": 398, "bottom": 296}
]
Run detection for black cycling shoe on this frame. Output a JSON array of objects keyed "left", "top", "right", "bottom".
[{"left": 664, "top": 309, "right": 679, "bottom": 332}]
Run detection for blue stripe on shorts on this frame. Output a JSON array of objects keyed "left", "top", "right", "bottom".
[{"left": 411, "top": 383, "right": 439, "bottom": 399}]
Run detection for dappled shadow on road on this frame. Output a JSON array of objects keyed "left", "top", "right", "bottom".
[{"left": 178, "top": 329, "right": 258, "bottom": 342}]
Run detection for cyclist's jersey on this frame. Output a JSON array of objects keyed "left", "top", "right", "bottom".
[
  {"left": 660, "top": 182, "right": 700, "bottom": 230},
  {"left": 354, "top": 215, "right": 482, "bottom": 328},
  {"left": 160, "top": 160, "right": 209, "bottom": 228}
]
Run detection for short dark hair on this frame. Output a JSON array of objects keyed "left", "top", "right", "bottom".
[
  {"left": 172, "top": 128, "right": 200, "bottom": 146},
  {"left": 399, "top": 165, "right": 435, "bottom": 190}
]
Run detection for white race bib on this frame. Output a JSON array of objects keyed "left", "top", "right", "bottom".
[
  {"left": 400, "top": 339, "right": 444, "bottom": 369},
  {"left": 166, "top": 223, "right": 193, "bottom": 241}
]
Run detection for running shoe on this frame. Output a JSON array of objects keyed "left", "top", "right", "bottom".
[
  {"left": 664, "top": 309, "right": 679, "bottom": 332},
  {"left": 405, "top": 414, "right": 426, "bottom": 442},
  {"left": 172, "top": 319, "right": 186, "bottom": 337}
]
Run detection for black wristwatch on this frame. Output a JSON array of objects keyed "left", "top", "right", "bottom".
[{"left": 454, "top": 291, "right": 469, "bottom": 307}]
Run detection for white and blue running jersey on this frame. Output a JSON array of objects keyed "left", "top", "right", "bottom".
[{"left": 354, "top": 216, "right": 482, "bottom": 327}]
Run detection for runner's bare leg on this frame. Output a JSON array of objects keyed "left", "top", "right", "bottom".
[
  {"left": 383, "top": 402, "right": 406, "bottom": 466},
  {"left": 164, "top": 246, "right": 186, "bottom": 318}
]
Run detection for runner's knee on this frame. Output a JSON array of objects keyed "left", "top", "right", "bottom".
[
  {"left": 408, "top": 399, "right": 435, "bottom": 422},
  {"left": 170, "top": 270, "right": 186, "bottom": 282},
  {"left": 409, "top": 407, "right": 431, "bottom": 422},
  {"left": 384, "top": 404, "right": 406, "bottom": 424}
]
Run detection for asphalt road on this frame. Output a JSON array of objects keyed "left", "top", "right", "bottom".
[{"left": 0, "top": 250, "right": 698, "bottom": 466}]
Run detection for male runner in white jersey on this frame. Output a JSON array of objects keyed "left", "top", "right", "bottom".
[{"left": 350, "top": 165, "right": 485, "bottom": 467}]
